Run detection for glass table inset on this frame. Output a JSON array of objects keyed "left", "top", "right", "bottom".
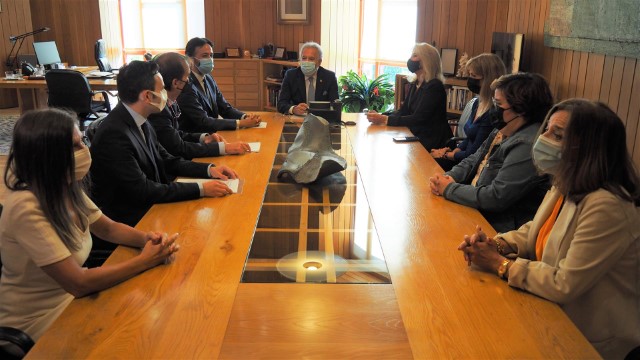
[{"left": 241, "top": 123, "right": 391, "bottom": 284}]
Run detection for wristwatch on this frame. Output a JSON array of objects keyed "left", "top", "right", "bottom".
[{"left": 497, "top": 258, "right": 511, "bottom": 279}]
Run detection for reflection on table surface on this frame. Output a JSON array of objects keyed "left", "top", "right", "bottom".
[{"left": 242, "top": 123, "right": 391, "bottom": 284}]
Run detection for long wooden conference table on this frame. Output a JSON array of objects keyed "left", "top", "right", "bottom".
[{"left": 26, "top": 112, "right": 599, "bottom": 359}]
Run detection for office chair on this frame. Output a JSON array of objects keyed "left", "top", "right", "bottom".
[
  {"left": 45, "top": 69, "right": 111, "bottom": 129},
  {"left": 94, "top": 39, "right": 112, "bottom": 72},
  {"left": 0, "top": 203, "right": 36, "bottom": 360}
]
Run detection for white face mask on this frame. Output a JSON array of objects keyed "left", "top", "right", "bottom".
[
  {"left": 74, "top": 147, "right": 91, "bottom": 181},
  {"left": 532, "top": 135, "right": 562, "bottom": 174},
  {"left": 149, "top": 89, "right": 168, "bottom": 112}
]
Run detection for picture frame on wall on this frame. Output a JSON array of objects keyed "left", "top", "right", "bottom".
[
  {"left": 226, "top": 47, "right": 241, "bottom": 58},
  {"left": 277, "top": 0, "right": 310, "bottom": 25}
]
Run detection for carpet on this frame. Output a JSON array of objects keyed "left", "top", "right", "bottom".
[{"left": 0, "top": 115, "right": 19, "bottom": 155}]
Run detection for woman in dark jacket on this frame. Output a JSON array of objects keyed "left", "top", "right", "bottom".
[{"left": 366, "top": 43, "right": 451, "bottom": 151}]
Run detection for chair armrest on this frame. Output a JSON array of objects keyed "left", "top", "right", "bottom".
[{"left": 0, "top": 326, "right": 35, "bottom": 354}]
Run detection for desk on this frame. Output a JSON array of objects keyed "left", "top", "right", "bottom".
[
  {"left": 26, "top": 113, "right": 599, "bottom": 359},
  {"left": 0, "top": 76, "right": 117, "bottom": 113}
]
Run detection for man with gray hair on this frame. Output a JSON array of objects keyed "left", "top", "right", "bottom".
[{"left": 277, "top": 41, "right": 339, "bottom": 115}]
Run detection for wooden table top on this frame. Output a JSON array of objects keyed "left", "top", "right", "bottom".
[
  {"left": 25, "top": 112, "right": 599, "bottom": 359},
  {"left": 0, "top": 77, "right": 117, "bottom": 91}
]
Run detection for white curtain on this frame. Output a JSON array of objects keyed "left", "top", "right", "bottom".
[
  {"left": 98, "top": 0, "right": 124, "bottom": 68},
  {"left": 320, "top": 0, "right": 361, "bottom": 78}
]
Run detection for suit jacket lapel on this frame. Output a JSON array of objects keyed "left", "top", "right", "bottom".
[
  {"left": 120, "top": 105, "right": 156, "bottom": 166},
  {"left": 191, "top": 73, "right": 214, "bottom": 114},
  {"left": 204, "top": 75, "right": 218, "bottom": 114}
]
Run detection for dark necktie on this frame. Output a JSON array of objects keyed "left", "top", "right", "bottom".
[{"left": 141, "top": 122, "right": 161, "bottom": 182}]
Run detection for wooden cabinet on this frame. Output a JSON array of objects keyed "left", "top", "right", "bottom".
[
  {"left": 208, "top": 58, "right": 298, "bottom": 112},
  {"left": 211, "top": 59, "right": 261, "bottom": 111},
  {"left": 260, "top": 59, "right": 298, "bottom": 111}
]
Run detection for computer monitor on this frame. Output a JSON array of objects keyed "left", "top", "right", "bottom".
[{"left": 33, "top": 41, "right": 62, "bottom": 68}]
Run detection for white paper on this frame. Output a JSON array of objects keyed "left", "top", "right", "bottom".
[
  {"left": 257, "top": 122, "right": 267, "bottom": 128},
  {"left": 176, "top": 178, "right": 240, "bottom": 193},
  {"left": 248, "top": 142, "right": 261, "bottom": 152}
]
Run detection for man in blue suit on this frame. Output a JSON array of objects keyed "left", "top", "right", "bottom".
[
  {"left": 277, "top": 42, "right": 339, "bottom": 115},
  {"left": 177, "top": 37, "right": 261, "bottom": 133}
]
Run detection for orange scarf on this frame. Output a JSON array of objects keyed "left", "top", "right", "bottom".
[{"left": 535, "top": 195, "right": 564, "bottom": 261}]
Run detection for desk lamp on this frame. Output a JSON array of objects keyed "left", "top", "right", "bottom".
[{"left": 5, "top": 27, "right": 50, "bottom": 69}]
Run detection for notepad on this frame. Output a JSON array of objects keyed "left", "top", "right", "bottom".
[
  {"left": 248, "top": 142, "right": 261, "bottom": 152},
  {"left": 257, "top": 122, "right": 267, "bottom": 128},
  {"left": 176, "top": 178, "right": 242, "bottom": 194}
]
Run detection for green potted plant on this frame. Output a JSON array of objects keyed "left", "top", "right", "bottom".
[{"left": 338, "top": 70, "right": 395, "bottom": 113}]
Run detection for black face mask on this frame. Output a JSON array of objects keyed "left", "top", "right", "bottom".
[
  {"left": 407, "top": 59, "right": 421, "bottom": 73},
  {"left": 489, "top": 106, "right": 509, "bottom": 130},
  {"left": 467, "top": 77, "right": 481, "bottom": 94}
]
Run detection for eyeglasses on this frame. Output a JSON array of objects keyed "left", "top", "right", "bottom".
[{"left": 176, "top": 78, "right": 190, "bottom": 86}]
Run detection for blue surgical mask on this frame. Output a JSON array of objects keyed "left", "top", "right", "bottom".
[
  {"left": 532, "top": 135, "right": 562, "bottom": 174},
  {"left": 300, "top": 61, "right": 317, "bottom": 76},
  {"left": 196, "top": 57, "right": 214, "bottom": 74}
]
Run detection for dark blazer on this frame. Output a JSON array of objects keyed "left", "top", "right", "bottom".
[
  {"left": 277, "top": 66, "right": 339, "bottom": 114},
  {"left": 90, "top": 103, "right": 211, "bottom": 227},
  {"left": 147, "top": 102, "right": 221, "bottom": 160},
  {"left": 387, "top": 78, "right": 451, "bottom": 151},
  {"left": 176, "top": 72, "right": 244, "bottom": 133}
]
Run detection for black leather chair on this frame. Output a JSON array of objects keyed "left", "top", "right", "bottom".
[
  {"left": 45, "top": 69, "right": 111, "bottom": 129},
  {"left": 94, "top": 39, "right": 112, "bottom": 72},
  {"left": 0, "top": 204, "right": 36, "bottom": 359}
]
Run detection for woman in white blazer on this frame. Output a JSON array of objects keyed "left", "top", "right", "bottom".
[{"left": 458, "top": 99, "right": 640, "bottom": 359}]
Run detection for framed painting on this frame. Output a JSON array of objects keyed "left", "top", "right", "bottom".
[{"left": 277, "top": 0, "right": 310, "bottom": 25}]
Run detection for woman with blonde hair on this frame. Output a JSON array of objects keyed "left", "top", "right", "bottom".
[
  {"left": 367, "top": 43, "right": 451, "bottom": 151},
  {"left": 431, "top": 53, "right": 506, "bottom": 171}
]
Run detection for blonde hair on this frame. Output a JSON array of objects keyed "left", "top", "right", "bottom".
[
  {"left": 408, "top": 43, "right": 443, "bottom": 84},
  {"left": 466, "top": 53, "right": 506, "bottom": 104}
]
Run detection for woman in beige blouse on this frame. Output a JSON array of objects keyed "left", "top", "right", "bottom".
[
  {"left": 458, "top": 99, "right": 640, "bottom": 359},
  {"left": 0, "top": 109, "right": 180, "bottom": 348}
]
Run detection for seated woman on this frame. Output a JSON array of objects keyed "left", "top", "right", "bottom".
[
  {"left": 430, "top": 53, "right": 506, "bottom": 171},
  {"left": 0, "top": 109, "right": 179, "bottom": 347},
  {"left": 429, "top": 73, "right": 553, "bottom": 232},
  {"left": 366, "top": 43, "right": 451, "bottom": 151},
  {"left": 457, "top": 99, "right": 640, "bottom": 359}
]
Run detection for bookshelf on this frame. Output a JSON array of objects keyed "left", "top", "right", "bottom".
[{"left": 261, "top": 59, "right": 298, "bottom": 111}]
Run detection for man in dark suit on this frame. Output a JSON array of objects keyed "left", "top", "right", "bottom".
[
  {"left": 148, "top": 52, "right": 252, "bottom": 160},
  {"left": 277, "top": 42, "right": 339, "bottom": 115},
  {"left": 90, "top": 60, "right": 237, "bottom": 229},
  {"left": 177, "top": 37, "right": 261, "bottom": 133}
]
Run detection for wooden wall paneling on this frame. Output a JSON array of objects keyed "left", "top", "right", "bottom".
[
  {"left": 574, "top": 52, "right": 589, "bottom": 99},
  {"left": 417, "top": 0, "right": 432, "bottom": 43},
  {"left": 584, "top": 53, "right": 605, "bottom": 101},
  {"left": 482, "top": 0, "right": 497, "bottom": 54},
  {"left": 533, "top": 0, "right": 550, "bottom": 76},
  {"left": 625, "top": 62, "right": 640, "bottom": 158},
  {"left": 548, "top": 48, "right": 561, "bottom": 99},
  {"left": 447, "top": 0, "right": 459, "bottom": 50},
  {"left": 616, "top": 58, "right": 637, "bottom": 125},
  {"left": 494, "top": 0, "right": 509, "bottom": 33},
  {"left": 558, "top": 49, "right": 573, "bottom": 100},
  {"left": 431, "top": 0, "right": 443, "bottom": 47},
  {"left": 608, "top": 57, "right": 628, "bottom": 115},
  {"left": 599, "top": 55, "right": 616, "bottom": 105},
  {"left": 463, "top": 0, "right": 477, "bottom": 56},
  {"left": 472, "top": 0, "right": 487, "bottom": 57},
  {"left": 0, "top": 0, "right": 34, "bottom": 108},
  {"left": 566, "top": 51, "right": 581, "bottom": 98},
  {"left": 455, "top": 0, "right": 467, "bottom": 55}
]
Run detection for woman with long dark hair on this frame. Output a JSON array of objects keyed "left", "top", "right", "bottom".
[
  {"left": 0, "top": 109, "right": 179, "bottom": 345},
  {"left": 458, "top": 99, "right": 640, "bottom": 359}
]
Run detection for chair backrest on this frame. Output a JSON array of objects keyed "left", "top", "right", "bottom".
[
  {"left": 94, "top": 39, "right": 112, "bottom": 72},
  {"left": 45, "top": 70, "right": 94, "bottom": 115}
]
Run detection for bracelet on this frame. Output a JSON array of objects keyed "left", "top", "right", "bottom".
[
  {"left": 495, "top": 239, "right": 505, "bottom": 254},
  {"left": 497, "top": 258, "right": 511, "bottom": 279}
]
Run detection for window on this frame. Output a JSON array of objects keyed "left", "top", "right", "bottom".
[
  {"left": 359, "top": 0, "right": 417, "bottom": 79},
  {"left": 119, "top": 0, "right": 205, "bottom": 62}
]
